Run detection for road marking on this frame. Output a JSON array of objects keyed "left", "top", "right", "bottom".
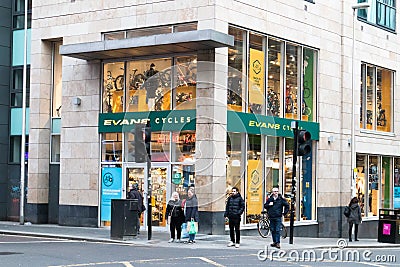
[
  {"left": 121, "top": 262, "right": 134, "bottom": 267},
  {"left": 197, "top": 257, "right": 226, "bottom": 267}
]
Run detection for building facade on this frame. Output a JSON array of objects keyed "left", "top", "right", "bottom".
[
  {"left": 7, "top": 0, "right": 398, "bottom": 238},
  {"left": 0, "top": 0, "right": 31, "bottom": 222}
]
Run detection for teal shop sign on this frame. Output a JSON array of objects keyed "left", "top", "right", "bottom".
[
  {"left": 227, "top": 111, "right": 319, "bottom": 140},
  {"left": 172, "top": 173, "right": 182, "bottom": 185},
  {"left": 98, "top": 110, "right": 319, "bottom": 140},
  {"left": 98, "top": 110, "right": 196, "bottom": 133}
]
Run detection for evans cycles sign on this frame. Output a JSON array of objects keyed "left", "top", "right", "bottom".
[{"left": 98, "top": 110, "right": 319, "bottom": 140}]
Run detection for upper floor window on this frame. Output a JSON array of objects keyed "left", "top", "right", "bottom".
[
  {"left": 360, "top": 63, "right": 393, "bottom": 132},
  {"left": 13, "top": 0, "right": 32, "bottom": 30},
  {"left": 358, "top": 0, "right": 396, "bottom": 31}
]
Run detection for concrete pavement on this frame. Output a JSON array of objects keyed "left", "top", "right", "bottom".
[{"left": 0, "top": 221, "right": 393, "bottom": 250}]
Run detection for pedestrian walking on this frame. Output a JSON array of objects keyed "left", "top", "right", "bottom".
[
  {"left": 166, "top": 191, "right": 185, "bottom": 243},
  {"left": 224, "top": 186, "right": 245, "bottom": 248},
  {"left": 264, "top": 187, "right": 289, "bottom": 249},
  {"left": 127, "top": 183, "right": 146, "bottom": 234},
  {"left": 184, "top": 188, "right": 199, "bottom": 244},
  {"left": 347, "top": 197, "right": 362, "bottom": 242}
]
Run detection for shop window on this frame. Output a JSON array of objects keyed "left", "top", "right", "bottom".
[
  {"left": 172, "top": 131, "right": 195, "bottom": 163},
  {"left": 227, "top": 26, "right": 245, "bottom": 111},
  {"left": 125, "top": 58, "right": 172, "bottom": 112},
  {"left": 151, "top": 132, "right": 171, "bottom": 162},
  {"left": 267, "top": 38, "right": 282, "bottom": 117},
  {"left": 103, "top": 62, "right": 125, "bottom": 113},
  {"left": 285, "top": 43, "right": 299, "bottom": 119},
  {"left": 381, "top": 157, "right": 391, "bottom": 209},
  {"left": 101, "top": 133, "right": 122, "bottom": 162},
  {"left": 394, "top": 158, "right": 400, "bottom": 208},
  {"left": 284, "top": 138, "right": 294, "bottom": 221},
  {"left": 248, "top": 33, "right": 264, "bottom": 114},
  {"left": 302, "top": 48, "right": 316, "bottom": 122},
  {"left": 246, "top": 134, "right": 262, "bottom": 224},
  {"left": 52, "top": 42, "right": 62, "bottom": 118},
  {"left": 360, "top": 64, "right": 392, "bottom": 132},
  {"left": 356, "top": 154, "right": 381, "bottom": 217},
  {"left": 358, "top": 0, "right": 396, "bottom": 32},
  {"left": 173, "top": 56, "right": 197, "bottom": 110},
  {"left": 265, "top": 137, "right": 280, "bottom": 195},
  {"left": 227, "top": 132, "right": 244, "bottom": 191},
  {"left": 171, "top": 164, "right": 195, "bottom": 200}
]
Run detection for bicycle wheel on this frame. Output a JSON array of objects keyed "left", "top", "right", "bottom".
[
  {"left": 257, "top": 219, "right": 271, "bottom": 238},
  {"left": 280, "top": 224, "right": 287, "bottom": 239},
  {"left": 114, "top": 75, "right": 124, "bottom": 91}
]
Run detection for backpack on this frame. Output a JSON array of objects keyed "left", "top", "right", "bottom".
[{"left": 344, "top": 206, "right": 350, "bottom": 218}]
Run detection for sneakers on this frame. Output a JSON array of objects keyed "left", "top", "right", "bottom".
[
  {"left": 235, "top": 243, "right": 240, "bottom": 248},
  {"left": 275, "top": 243, "right": 281, "bottom": 249},
  {"left": 168, "top": 238, "right": 175, "bottom": 243},
  {"left": 227, "top": 241, "right": 235, "bottom": 247},
  {"left": 270, "top": 243, "right": 276, "bottom": 247},
  {"left": 176, "top": 239, "right": 181, "bottom": 243}
]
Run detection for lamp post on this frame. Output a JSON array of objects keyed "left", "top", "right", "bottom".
[{"left": 351, "top": 2, "right": 370, "bottom": 197}]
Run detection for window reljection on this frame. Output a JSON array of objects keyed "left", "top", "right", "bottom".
[
  {"left": 104, "top": 22, "right": 198, "bottom": 41},
  {"left": 358, "top": 0, "right": 396, "bottom": 31}
]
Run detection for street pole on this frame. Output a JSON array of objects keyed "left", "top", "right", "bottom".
[
  {"left": 146, "top": 121, "right": 152, "bottom": 240},
  {"left": 289, "top": 121, "right": 298, "bottom": 244},
  {"left": 19, "top": 0, "right": 28, "bottom": 225}
]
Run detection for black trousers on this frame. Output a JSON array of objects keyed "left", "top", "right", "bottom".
[
  {"left": 170, "top": 217, "right": 182, "bottom": 239},
  {"left": 228, "top": 217, "right": 241, "bottom": 244},
  {"left": 349, "top": 222, "right": 359, "bottom": 240}
]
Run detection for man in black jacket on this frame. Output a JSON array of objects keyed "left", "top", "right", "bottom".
[
  {"left": 224, "top": 187, "right": 245, "bottom": 248},
  {"left": 127, "top": 183, "right": 146, "bottom": 234},
  {"left": 264, "top": 187, "right": 289, "bottom": 249}
]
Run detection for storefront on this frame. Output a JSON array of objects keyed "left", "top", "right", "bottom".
[{"left": 60, "top": 24, "right": 321, "bottom": 231}]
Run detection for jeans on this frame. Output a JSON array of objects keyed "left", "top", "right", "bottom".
[
  {"left": 189, "top": 233, "right": 195, "bottom": 241},
  {"left": 228, "top": 217, "right": 241, "bottom": 244},
  {"left": 270, "top": 217, "right": 282, "bottom": 244}
]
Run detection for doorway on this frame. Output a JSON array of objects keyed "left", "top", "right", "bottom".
[{"left": 125, "top": 164, "right": 170, "bottom": 229}]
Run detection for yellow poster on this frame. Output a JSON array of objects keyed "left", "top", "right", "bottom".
[
  {"left": 247, "top": 159, "right": 263, "bottom": 215},
  {"left": 249, "top": 48, "right": 264, "bottom": 105}
]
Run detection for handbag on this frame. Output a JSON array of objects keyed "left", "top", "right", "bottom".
[{"left": 187, "top": 219, "right": 198, "bottom": 234}]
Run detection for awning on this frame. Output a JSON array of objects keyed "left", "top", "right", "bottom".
[{"left": 59, "top": 29, "right": 234, "bottom": 61}]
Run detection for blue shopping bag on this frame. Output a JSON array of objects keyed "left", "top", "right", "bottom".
[{"left": 181, "top": 222, "right": 189, "bottom": 238}]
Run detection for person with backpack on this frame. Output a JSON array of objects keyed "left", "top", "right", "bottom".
[
  {"left": 127, "top": 183, "right": 146, "bottom": 234},
  {"left": 347, "top": 197, "right": 362, "bottom": 242},
  {"left": 166, "top": 191, "right": 185, "bottom": 243}
]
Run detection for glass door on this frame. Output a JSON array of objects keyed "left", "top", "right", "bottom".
[
  {"left": 126, "top": 167, "right": 146, "bottom": 228},
  {"left": 149, "top": 165, "right": 169, "bottom": 227},
  {"left": 125, "top": 164, "right": 170, "bottom": 229}
]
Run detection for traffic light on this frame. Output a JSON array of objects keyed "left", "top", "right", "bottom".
[
  {"left": 144, "top": 126, "right": 151, "bottom": 155},
  {"left": 297, "top": 130, "right": 311, "bottom": 156},
  {"left": 135, "top": 124, "right": 146, "bottom": 163}
]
